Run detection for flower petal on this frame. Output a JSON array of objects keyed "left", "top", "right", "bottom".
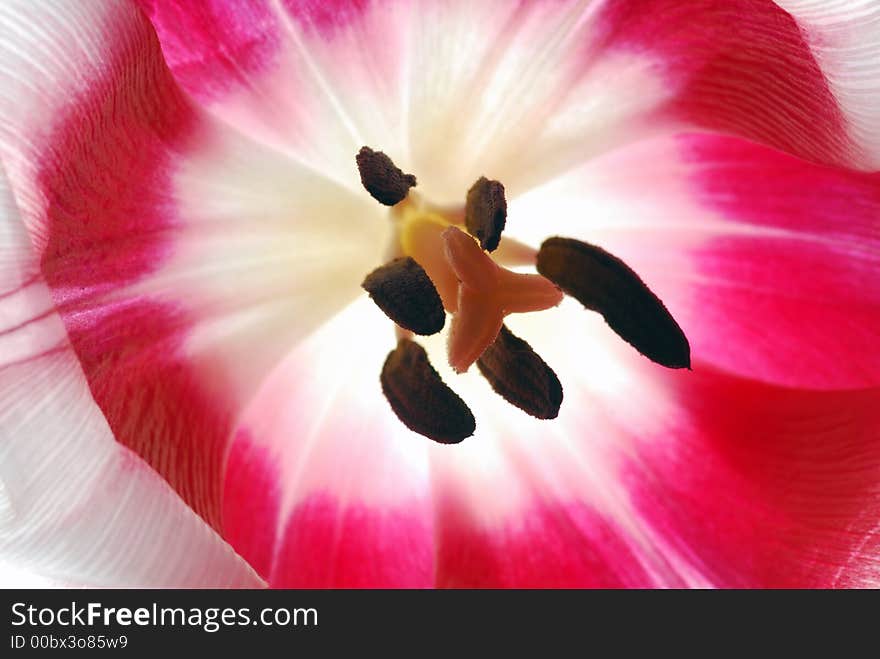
[
  {"left": 138, "top": 0, "right": 409, "bottom": 193},
  {"left": 0, "top": 160, "right": 261, "bottom": 587},
  {"left": 775, "top": 0, "right": 880, "bottom": 167},
  {"left": 225, "top": 299, "right": 435, "bottom": 587},
  {"left": 509, "top": 133, "right": 880, "bottom": 389},
  {"left": 229, "top": 281, "right": 880, "bottom": 589},
  {"left": 405, "top": 0, "right": 669, "bottom": 201},
  {"left": 427, "top": 304, "right": 679, "bottom": 587},
  {"left": 140, "top": 0, "right": 880, "bottom": 198},
  {"left": 137, "top": 0, "right": 669, "bottom": 200},
  {"left": 0, "top": 0, "right": 384, "bottom": 534},
  {"left": 134, "top": 0, "right": 282, "bottom": 103},
  {"left": 429, "top": 305, "right": 880, "bottom": 588},
  {"left": 593, "top": 0, "right": 865, "bottom": 168},
  {"left": 624, "top": 368, "right": 880, "bottom": 588}
]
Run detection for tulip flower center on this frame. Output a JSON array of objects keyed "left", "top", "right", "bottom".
[
  {"left": 356, "top": 146, "right": 691, "bottom": 445},
  {"left": 392, "top": 198, "right": 462, "bottom": 313}
]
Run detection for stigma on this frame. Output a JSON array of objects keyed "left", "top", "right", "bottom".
[{"left": 356, "top": 147, "right": 690, "bottom": 444}]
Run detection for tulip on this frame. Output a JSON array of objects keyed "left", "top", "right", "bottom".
[{"left": 0, "top": 0, "right": 878, "bottom": 587}]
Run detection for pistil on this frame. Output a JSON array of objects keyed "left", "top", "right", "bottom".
[{"left": 442, "top": 226, "right": 563, "bottom": 373}]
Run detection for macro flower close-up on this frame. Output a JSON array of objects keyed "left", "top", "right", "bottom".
[{"left": 1, "top": 0, "right": 879, "bottom": 588}]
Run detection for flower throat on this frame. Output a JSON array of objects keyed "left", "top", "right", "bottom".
[{"left": 356, "top": 147, "right": 690, "bottom": 444}]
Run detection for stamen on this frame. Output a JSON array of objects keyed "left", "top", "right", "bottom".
[
  {"left": 477, "top": 325, "right": 563, "bottom": 419},
  {"left": 465, "top": 177, "right": 507, "bottom": 252},
  {"left": 362, "top": 257, "right": 445, "bottom": 335},
  {"left": 537, "top": 237, "right": 691, "bottom": 369},
  {"left": 356, "top": 146, "right": 417, "bottom": 206},
  {"left": 380, "top": 339, "right": 476, "bottom": 444}
]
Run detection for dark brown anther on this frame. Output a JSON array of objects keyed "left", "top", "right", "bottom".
[
  {"left": 537, "top": 237, "right": 691, "bottom": 369},
  {"left": 381, "top": 339, "right": 476, "bottom": 444},
  {"left": 477, "top": 325, "right": 563, "bottom": 419},
  {"left": 465, "top": 176, "right": 507, "bottom": 252},
  {"left": 362, "top": 257, "right": 445, "bottom": 335},
  {"left": 356, "top": 146, "right": 417, "bottom": 206}
]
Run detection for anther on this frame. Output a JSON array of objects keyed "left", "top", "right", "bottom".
[
  {"left": 465, "top": 177, "right": 507, "bottom": 252},
  {"left": 380, "top": 339, "right": 476, "bottom": 444},
  {"left": 537, "top": 237, "right": 691, "bottom": 369},
  {"left": 362, "top": 257, "right": 445, "bottom": 335},
  {"left": 477, "top": 325, "right": 563, "bottom": 419},
  {"left": 356, "top": 146, "right": 417, "bottom": 206}
]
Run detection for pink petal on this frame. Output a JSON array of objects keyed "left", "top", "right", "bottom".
[
  {"left": 138, "top": 0, "right": 409, "bottom": 190},
  {"left": 435, "top": 499, "right": 656, "bottom": 588},
  {"left": 0, "top": 144, "right": 260, "bottom": 586},
  {"left": 1, "top": 0, "right": 222, "bottom": 527},
  {"left": 22, "top": 10, "right": 229, "bottom": 529},
  {"left": 624, "top": 367, "right": 880, "bottom": 588},
  {"left": 139, "top": 0, "right": 880, "bottom": 197},
  {"left": 427, "top": 305, "right": 677, "bottom": 587},
  {"left": 510, "top": 133, "right": 880, "bottom": 389},
  {"left": 271, "top": 493, "right": 433, "bottom": 588},
  {"left": 595, "top": 0, "right": 859, "bottom": 168},
  {"left": 222, "top": 436, "right": 282, "bottom": 579},
  {"left": 429, "top": 304, "right": 880, "bottom": 587},
  {"left": 1, "top": 0, "right": 384, "bottom": 537},
  {"left": 137, "top": 0, "right": 374, "bottom": 106},
  {"left": 281, "top": 0, "right": 373, "bottom": 35},
  {"left": 434, "top": 373, "right": 880, "bottom": 588},
  {"left": 682, "top": 135, "right": 880, "bottom": 389},
  {"left": 224, "top": 300, "right": 435, "bottom": 587},
  {"left": 134, "top": 0, "right": 281, "bottom": 103},
  {"left": 136, "top": 1, "right": 669, "bottom": 200}
]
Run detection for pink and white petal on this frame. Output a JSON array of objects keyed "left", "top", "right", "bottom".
[
  {"left": 405, "top": 0, "right": 670, "bottom": 203},
  {"left": 775, "top": 0, "right": 880, "bottom": 168},
  {"left": 0, "top": 163, "right": 261, "bottom": 587},
  {"left": 224, "top": 298, "right": 434, "bottom": 588},
  {"left": 137, "top": 0, "right": 667, "bottom": 200},
  {"left": 509, "top": 133, "right": 880, "bottom": 390},
  {"left": 427, "top": 304, "right": 880, "bottom": 588},
  {"left": 405, "top": 0, "right": 866, "bottom": 197},
  {"left": 591, "top": 0, "right": 864, "bottom": 169},
  {"left": 624, "top": 367, "right": 880, "bottom": 588},
  {"left": 134, "top": 0, "right": 282, "bottom": 104},
  {"left": 289, "top": 0, "right": 877, "bottom": 198},
  {"left": 166, "top": 124, "right": 389, "bottom": 407},
  {"left": 425, "top": 304, "right": 678, "bottom": 587},
  {"left": 138, "top": 0, "right": 410, "bottom": 191},
  {"left": 0, "top": 0, "right": 383, "bottom": 533},
  {"left": 138, "top": 0, "right": 878, "bottom": 200}
]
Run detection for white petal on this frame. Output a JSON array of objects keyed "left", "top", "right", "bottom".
[{"left": 0, "top": 154, "right": 262, "bottom": 588}]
